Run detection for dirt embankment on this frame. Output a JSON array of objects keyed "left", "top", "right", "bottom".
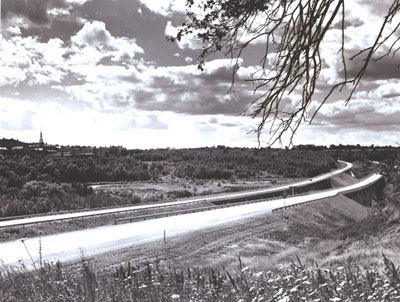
[{"left": 85, "top": 194, "right": 397, "bottom": 274}]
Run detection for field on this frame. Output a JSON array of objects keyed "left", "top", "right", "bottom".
[{"left": 90, "top": 178, "right": 286, "bottom": 201}]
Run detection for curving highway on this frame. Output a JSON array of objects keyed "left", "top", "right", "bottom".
[
  {"left": 0, "top": 160, "right": 352, "bottom": 228},
  {"left": 0, "top": 172, "right": 382, "bottom": 269}
]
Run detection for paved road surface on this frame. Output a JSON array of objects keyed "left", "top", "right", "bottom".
[
  {"left": 0, "top": 160, "right": 352, "bottom": 228},
  {"left": 0, "top": 172, "right": 381, "bottom": 269}
]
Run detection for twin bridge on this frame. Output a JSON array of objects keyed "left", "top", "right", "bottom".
[
  {"left": 0, "top": 160, "right": 384, "bottom": 229},
  {"left": 175, "top": 160, "right": 383, "bottom": 208},
  {"left": 0, "top": 161, "right": 384, "bottom": 268}
]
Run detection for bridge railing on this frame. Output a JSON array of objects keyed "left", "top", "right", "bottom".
[{"left": 114, "top": 193, "right": 308, "bottom": 225}]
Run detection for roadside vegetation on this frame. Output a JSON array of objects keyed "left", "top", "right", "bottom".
[{"left": 1, "top": 254, "right": 399, "bottom": 302}]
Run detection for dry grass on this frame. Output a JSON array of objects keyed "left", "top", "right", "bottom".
[
  {"left": 80, "top": 194, "right": 385, "bottom": 274},
  {"left": 1, "top": 253, "right": 399, "bottom": 301}
]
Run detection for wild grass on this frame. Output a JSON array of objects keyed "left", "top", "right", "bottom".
[{"left": 1, "top": 254, "right": 399, "bottom": 301}]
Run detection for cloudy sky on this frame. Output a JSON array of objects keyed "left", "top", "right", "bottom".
[{"left": 1, "top": 0, "right": 399, "bottom": 148}]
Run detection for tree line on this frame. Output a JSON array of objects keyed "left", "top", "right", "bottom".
[{"left": 1, "top": 146, "right": 398, "bottom": 217}]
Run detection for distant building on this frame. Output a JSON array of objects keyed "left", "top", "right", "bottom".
[{"left": 69, "top": 146, "right": 96, "bottom": 156}]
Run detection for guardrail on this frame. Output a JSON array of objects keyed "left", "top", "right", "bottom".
[
  {"left": 115, "top": 206, "right": 217, "bottom": 224},
  {"left": 338, "top": 173, "right": 383, "bottom": 195},
  {"left": 192, "top": 160, "right": 352, "bottom": 204},
  {"left": 0, "top": 197, "right": 189, "bottom": 223},
  {"left": 271, "top": 173, "right": 383, "bottom": 213},
  {"left": 0, "top": 199, "right": 206, "bottom": 228},
  {"left": 271, "top": 196, "right": 338, "bottom": 212},
  {"left": 114, "top": 193, "right": 310, "bottom": 225}
]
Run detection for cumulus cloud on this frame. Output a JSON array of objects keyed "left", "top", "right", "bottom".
[
  {"left": 313, "top": 96, "right": 400, "bottom": 134},
  {"left": 343, "top": 56, "right": 400, "bottom": 81},
  {"left": 143, "top": 115, "right": 168, "bottom": 130},
  {"left": 71, "top": 20, "right": 112, "bottom": 46},
  {"left": 132, "top": 59, "right": 257, "bottom": 116},
  {"left": 0, "top": 36, "right": 68, "bottom": 86},
  {"left": 1, "top": 0, "right": 92, "bottom": 25},
  {"left": 2, "top": 0, "right": 52, "bottom": 24},
  {"left": 1, "top": 20, "right": 143, "bottom": 90},
  {"left": 69, "top": 21, "right": 143, "bottom": 65},
  {"left": 136, "top": 0, "right": 187, "bottom": 16},
  {"left": 165, "top": 21, "right": 203, "bottom": 50},
  {"left": 321, "top": 1, "right": 400, "bottom": 83},
  {"left": 0, "top": 66, "right": 26, "bottom": 87}
]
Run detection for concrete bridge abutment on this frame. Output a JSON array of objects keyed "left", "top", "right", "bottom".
[{"left": 344, "top": 177, "right": 385, "bottom": 207}]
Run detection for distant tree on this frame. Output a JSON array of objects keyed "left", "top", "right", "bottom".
[
  {"left": 6, "top": 172, "right": 22, "bottom": 188},
  {"left": 170, "top": 0, "right": 400, "bottom": 144}
]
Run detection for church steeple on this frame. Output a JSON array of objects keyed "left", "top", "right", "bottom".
[{"left": 39, "top": 131, "right": 44, "bottom": 147}]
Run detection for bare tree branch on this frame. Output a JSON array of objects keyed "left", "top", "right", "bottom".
[{"left": 168, "top": 0, "right": 400, "bottom": 146}]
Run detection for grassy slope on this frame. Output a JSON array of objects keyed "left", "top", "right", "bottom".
[{"left": 85, "top": 194, "right": 377, "bottom": 273}]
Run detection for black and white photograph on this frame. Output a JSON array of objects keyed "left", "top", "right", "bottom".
[{"left": 0, "top": 0, "right": 400, "bottom": 300}]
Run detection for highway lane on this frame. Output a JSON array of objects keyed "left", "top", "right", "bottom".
[
  {"left": 0, "top": 172, "right": 381, "bottom": 269},
  {"left": 203, "top": 160, "right": 352, "bottom": 202},
  {"left": 0, "top": 160, "right": 353, "bottom": 228}
]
